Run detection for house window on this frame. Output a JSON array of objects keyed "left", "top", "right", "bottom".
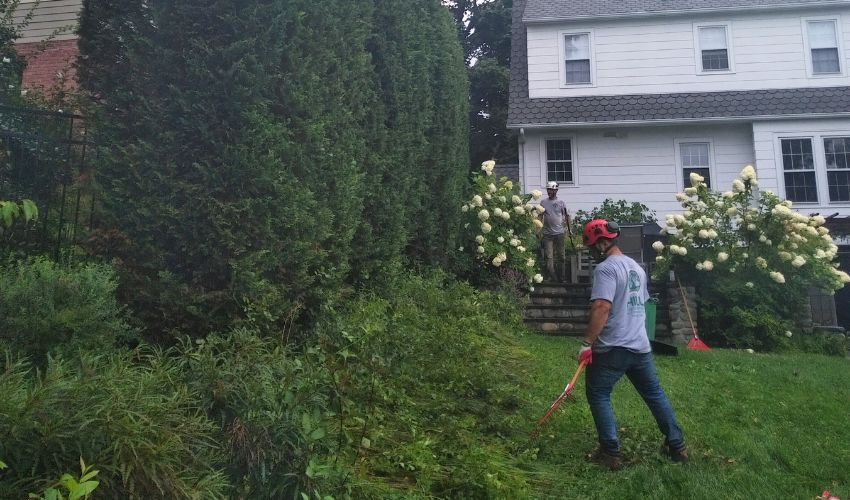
[
  {"left": 807, "top": 20, "right": 841, "bottom": 74},
  {"left": 564, "top": 33, "right": 591, "bottom": 84},
  {"left": 781, "top": 138, "right": 818, "bottom": 202},
  {"left": 546, "top": 139, "right": 573, "bottom": 184},
  {"left": 824, "top": 137, "right": 850, "bottom": 202},
  {"left": 698, "top": 25, "right": 729, "bottom": 71},
  {"left": 679, "top": 142, "right": 712, "bottom": 188}
]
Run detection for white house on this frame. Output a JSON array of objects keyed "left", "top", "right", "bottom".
[
  {"left": 12, "top": 0, "right": 82, "bottom": 90},
  {"left": 509, "top": 0, "right": 850, "bottom": 222}
]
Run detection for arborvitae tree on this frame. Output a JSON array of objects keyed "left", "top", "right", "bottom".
[{"left": 78, "top": 0, "right": 468, "bottom": 339}]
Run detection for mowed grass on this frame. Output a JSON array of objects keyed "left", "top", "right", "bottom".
[{"left": 518, "top": 334, "right": 850, "bottom": 500}]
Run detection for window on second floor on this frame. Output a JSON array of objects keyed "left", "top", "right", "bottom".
[
  {"left": 696, "top": 25, "right": 731, "bottom": 72},
  {"left": 564, "top": 33, "right": 591, "bottom": 85},
  {"left": 546, "top": 139, "right": 574, "bottom": 184},
  {"left": 677, "top": 141, "right": 713, "bottom": 189},
  {"left": 806, "top": 19, "right": 842, "bottom": 75}
]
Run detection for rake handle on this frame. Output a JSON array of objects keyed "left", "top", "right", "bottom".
[
  {"left": 535, "top": 359, "right": 588, "bottom": 428},
  {"left": 676, "top": 277, "right": 702, "bottom": 340}
]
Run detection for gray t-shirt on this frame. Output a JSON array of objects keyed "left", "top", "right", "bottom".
[
  {"left": 589, "top": 255, "right": 651, "bottom": 353},
  {"left": 540, "top": 197, "right": 567, "bottom": 236}
]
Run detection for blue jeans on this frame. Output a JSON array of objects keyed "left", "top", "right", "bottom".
[{"left": 585, "top": 347, "right": 685, "bottom": 454}]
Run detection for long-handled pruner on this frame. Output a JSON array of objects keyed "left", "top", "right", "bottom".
[{"left": 532, "top": 359, "right": 588, "bottom": 438}]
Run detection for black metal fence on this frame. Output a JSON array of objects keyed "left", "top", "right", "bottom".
[{"left": 0, "top": 104, "right": 96, "bottom": 260}]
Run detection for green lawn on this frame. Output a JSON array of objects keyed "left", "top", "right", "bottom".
[{"left": 519, "top": 335, "right": 850, "bottom": 500}]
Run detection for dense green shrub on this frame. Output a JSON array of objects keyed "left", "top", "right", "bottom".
[
  {"left": 315, "top": 265, "right": 534, "bottom": 497},
  {"left": 0, "top": 258, "right": 137, "bottom": 363},
  {"left": 77, "top": 0, "right": 469, "bottom": 340},
  {"left": 571, "top": 198, "right": 657, "bottom": 233},
  {"left": 0, "top": 349, "right": 228, "bottom": 499},
  {"left": 791, "top": 330, "right": 849, "bottom": 357},
  {"left": 175, "top": 329, "right": 342, "bottom": 499}
]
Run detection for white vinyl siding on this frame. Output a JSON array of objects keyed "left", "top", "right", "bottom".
[
  {"left": 695, "top": 23, "right": 732, "bottom": 73},
  {"left": 520, "top": 124, "right": 753, "bottom": 218},
  {"left": 527, "top": 9, "right": 850, "bottom": 98},
  {"left": 12, "top": 0, "right": 81, "bottom": 43},
  {"left": 805, "top": 18, "right": 842, "bottom": 75}
]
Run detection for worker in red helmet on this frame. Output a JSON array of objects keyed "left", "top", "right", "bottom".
[{"left": 579, "top": 219, "right": 688, "bottom": 470}]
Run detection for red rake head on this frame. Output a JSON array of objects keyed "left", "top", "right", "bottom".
[{"left": 687, "top": 336, "right": 710, "bottom": 351}]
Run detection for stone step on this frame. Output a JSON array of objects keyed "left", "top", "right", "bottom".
[
  {"left": 532, "top": 282, "right": 593, "bottom": 296},
  {"left": 528, "top": 293, "right": 592, "bottom": 306}
]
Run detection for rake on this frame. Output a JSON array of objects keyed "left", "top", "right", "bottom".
[
  {"left": 532, "top": 359, "right": 588, "bottom": 438},
  {"left": 676, "top": 277, "right": 710, "bottom": 351}
]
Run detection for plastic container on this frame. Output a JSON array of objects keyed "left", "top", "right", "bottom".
[{"left": 645, "top": 297, "right": 658, "bottom": 341}]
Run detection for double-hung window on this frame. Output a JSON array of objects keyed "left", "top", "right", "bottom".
[
  {"left": 678, "top": 141, "right": 713, "bottom": 189},
  {"left": 781, "top": 138, "right": 818, "bottom": 202},
  {"left": 806, "top": 19, "right": 841, "bottom": 74},
  {"left": 564, "top": 33, "right": 591, "bottom": 84},
  {"left": 697, "top": 25, "right": 730, "bottom": 72},
  {"left": 546, "top": 139, "right": 574, "bottom": 184},
  {"left": 824, "top": 137, "right": 850, "bottom": 202}
]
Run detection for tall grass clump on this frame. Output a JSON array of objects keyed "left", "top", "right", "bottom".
[
  {"left": 315, "top": 264, "right": 535, "bottom": 498},
  {"left": 0, "top": 348, "right": 228, "bottom": 498}
]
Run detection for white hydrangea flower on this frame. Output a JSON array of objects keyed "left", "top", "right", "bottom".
[
  {"left": 510, "top": 238, "right": 519, "bottom": 247},
  {"left": 815, "top": 249, "right": 826, "bottom": 259},
  {"left": 708, "top": 229, "right": 718, "bottom": 239},
  {"left": 518, "top": 246, "right": 526, "bottom": 252},
  {"left": 745, "top": 282, "right": 754, "bottom": 288},
  {"left": 472, "top": 195, "right": 483, "bottom": 207},
  {"left": 732, "top": 179, "right": 746, "bottom": 193},
  {"left": 492, "top": 256, "right": 503, "bottom": 267},
  {"left": 835, "top": 270, "right": 850, "bottom": 283},
  {"left": 759, "top": 234, "right": 767, "bottom": 242},
  {"left": 481, "top": 222, "right": 492, "bottom": 233},
  {"left": 811, "top": 215, "right": 826, "bottom": 226},
  {"left": 475, "top": 235, "right": 485, "bottom": 244},
  {"left": 702, "top": 260, "right": 714, "bottom": 271},
  {"left": 477, "top": 246, "right": 485, "bottom": 253},
  {"left": 769, "top": 271, "right": 785, "bottom": 284},
  {"left": 740, "top": 165, "right": 756, "bottom": 181},
  {"left": 527, "top": 258, "right": 535, "bottom": 267},
  {"left": 504, "top": 180, "right": 513, "bottom": 189},
  {"left": 684, "top": 187, "right": 697, "bottom": 196},
  {"left": 791, "top": 256, "right": 806, "bottom": 267},
  {"left": 656, "top": 255, "right": 665, "bottom": 262},
  {"left": 533, "top": 219, "right": 543, "bottom": 228},
  {"left": 717, "top": 252, "right": 729, "bottom": 262},
  {"left": 481, "top": 160, "right": 496, "bottom": 173},
  {"left": 497, "top": 236, "right": 505, "bottom": 243},
  {"left": 675, "top": 193, "right": 688, "bottom": 202},
  {"left": 478, "top": 209, "right": 490, "bottom": 221},
  {"left": 488, "top": 183, "right": 498, "bottom": 193},
  {"left": 698, "top": 229, "right": 710, "bottom": 239},
  {"left": 652, "top": 241, "right": 665, "bottom": 252},
  {"left": 756, "top": 257, "right": 767, "bottom": 269},
  {"left": 533, "top": 274, "right": 544, "bottom": 283},
  {"left": 779, "top": 251, "right": 792, "bottom": 261},
  {"left": 722, "top": 191, "right": 734, "bottom": 199},
  {"left": 536, "top": 205, "right": 545, "bottom": 213},
  {"left": 747, "top": 224, "right": 756, "bottom": 231},
  {"left": 531, "top": 189, "right": 542, "bottom": 199},
  {"left": 494, "top": 207, "right": 503, "bottom": 217},
  {"left": 498, "top": 196, "right": 507, "bottom": 203},
  {"left": 458, "top": 246, "right": 464, "bottom": 251},
  {"left": 485, "top": 193, "right": 492, "bottom": 200},
  {"left": 696, "top": 262, "right": 704, "bottom": 271},
  {"left": 514, "top": 206, "right": 526, "bottom": 215},
  {"left": 501, "top": 211, "right": 510, "bottom": 220},
  {"left": 689, "top": 172, "right": 705, "bottom": 186},
  {"left": 785, "top": 331, "right": 793, "bottom": 338},
  {"left": 461, "top": 204, "right": 469, "bottom": 212},
  {"left": 512, "top": 195, "right": 522, "bottom": 205}
]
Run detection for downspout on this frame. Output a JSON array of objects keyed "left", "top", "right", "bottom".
[{"left": 518, "top": 127, "right": 526, "bottom": 192}]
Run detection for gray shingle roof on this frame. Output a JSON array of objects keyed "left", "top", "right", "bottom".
[
  {"left": 524, "top": 0, "right": 850, "bottom": 21},
  {"left": 508, "top": 0, "right": 850, "bottom": 126}
]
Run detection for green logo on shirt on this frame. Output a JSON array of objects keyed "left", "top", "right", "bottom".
[{"left": 628, "top": 270, "right": 640, "bottom": 292}]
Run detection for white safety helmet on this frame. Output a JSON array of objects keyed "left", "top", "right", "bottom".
[{"left": 546, "top": 181, "right": 559, "bottom": 190}]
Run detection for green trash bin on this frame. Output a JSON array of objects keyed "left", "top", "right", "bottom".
[{"left": 645, "top": 297, "right": 658, "bottom": 341}]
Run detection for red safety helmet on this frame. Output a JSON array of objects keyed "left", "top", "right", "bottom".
[{"left": 583, "top": 219, "right": 620, "bottom": 246}]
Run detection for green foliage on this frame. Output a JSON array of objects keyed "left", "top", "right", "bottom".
[
  {"left": 175, "top": 329, "right": 342, "bottom": 499},
  {"left": 77, "top": 0, "right": 470, "bottom": 339},
  {"left": 791, "top": 330, "right": 849, "bottom": 357},
  {"left": 0, "top": 198, "right": 37, "bottom": 228},
  {"left": 653, "top": 167, "right": 849, "bottom": 350},
  {"left": 0, "top": 257, "right": 138, "bottom": 363},
  {"left": 315, "top": 264, "right": 534, "bottom": 497},
  {"left": 0, "top": 0, "right": 29, "bottom": 100},
  {"left": 28, "top": 458, "right": 100, "bottom": 500},
  {"left": 571, "top": 198, "right": 657, "bottom": 234},
  {"left": 460, "top": 160, "right": 543, "bottom": 287},
  {"left": 0, "top": 348, "right": 229, "bottom": 499}
]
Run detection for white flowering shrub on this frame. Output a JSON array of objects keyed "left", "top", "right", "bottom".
[
  {"left": 653, "top": 166, "right": 850, "bottom": 351},
  {"left": 460, "top": 161, "right": 544, "bottom": 288}
]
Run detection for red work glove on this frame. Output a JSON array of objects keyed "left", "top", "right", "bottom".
[{"left": 578, "top": 342, "right": 593, "bottom": 365}]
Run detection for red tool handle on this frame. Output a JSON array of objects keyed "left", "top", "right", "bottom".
[{"left": 535, "top": 359, "right": 588, "bottom": 428}]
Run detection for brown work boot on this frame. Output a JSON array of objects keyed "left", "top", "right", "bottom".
[
  {"left": 588, "top": 447, "right": 624, "bottom": 471},
  {"left": 660, "top": 442, "right": 689, "bottom": 463}
]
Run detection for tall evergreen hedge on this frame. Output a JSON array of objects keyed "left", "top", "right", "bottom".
[{"left": 77, "top": 0, "right": 469, "bottom": 339}]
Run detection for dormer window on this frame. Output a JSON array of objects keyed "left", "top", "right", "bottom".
[
  {"left": 806, "top": 19, "right": 841, "bottom": 75},
  {"left": 694, "top": 23, "right": 733, "bottom": 73},
  {"left": 564, "top": 32, "right": 591, "bottom": 84}
]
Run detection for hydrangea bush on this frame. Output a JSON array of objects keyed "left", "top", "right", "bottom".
[
  {"left": 652, "top": 166, "right": 850, "bottom": 350},
  {"left": 461, "top": 161, "right": 544, "bottom": 288}
]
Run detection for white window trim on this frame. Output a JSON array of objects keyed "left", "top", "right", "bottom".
[
  {"left": 821, "top": 135, "right": 850, "bottom": 204},
  {"left": 801, "top": 16, "right": 845, "bottom": 78},
  {"left": 674, "top": 138, "right": 715, "bottom": 191},
  {"left": 774, "top": 135, "right": 836, "bottom": 205},
  {"left": 693, "top": 22, "right": 735, "bottom": 75},
  {"left": 558, "top": 29, "right": 596, "bottom": 89},
  {"left": 541, "top": 136, "right": 578, "bottom": 187}
]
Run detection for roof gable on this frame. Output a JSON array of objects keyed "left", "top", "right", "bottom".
[{"left": 524, "top": 0, "right": 850, "bottom": 22}]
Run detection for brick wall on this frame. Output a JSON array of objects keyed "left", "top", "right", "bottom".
[{"left": 15, "top": 38, "right": 78, "bottom": 92}]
